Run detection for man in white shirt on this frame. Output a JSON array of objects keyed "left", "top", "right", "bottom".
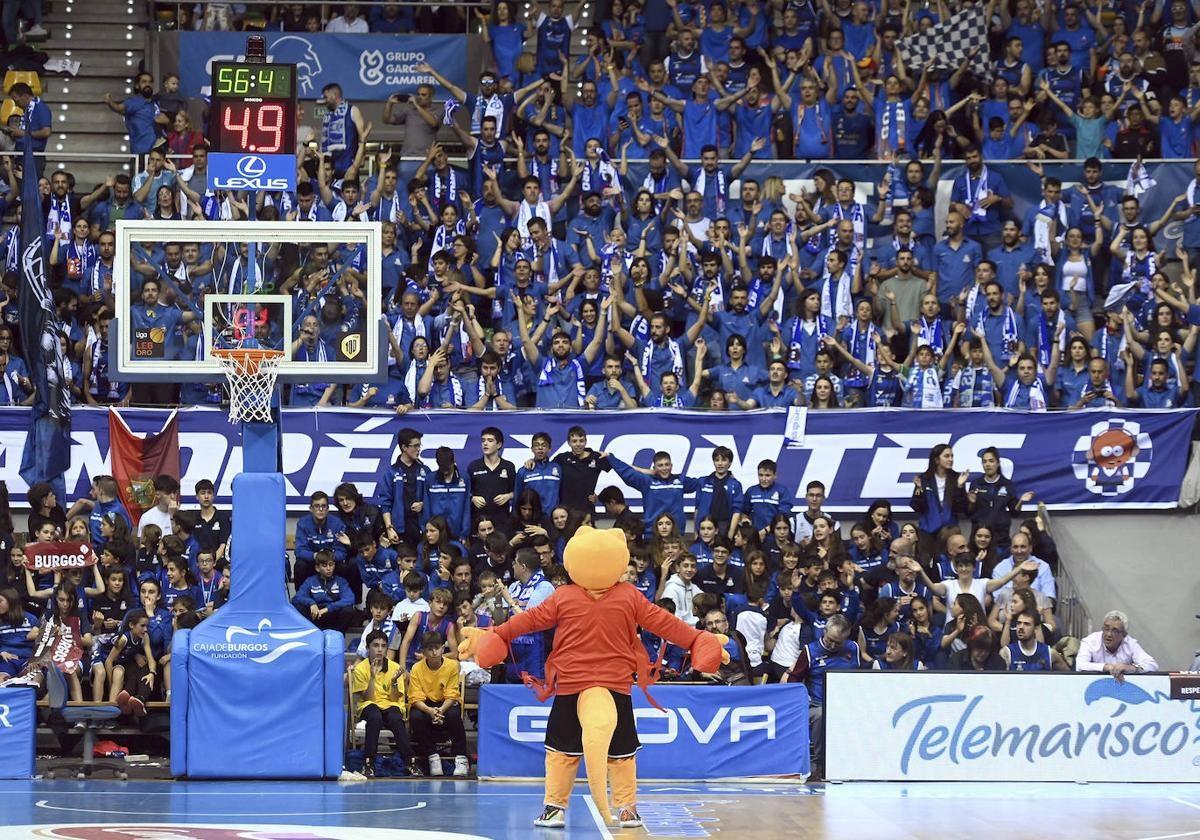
[
  {"left": 990, "top": 531, "right": 1056, "bottom": 602},
  {"left": 1076, "top": 610, "right": 1158, "bottom": 681},
  {"left": 325, "top": 4, "right": 370, "bottom": 32}
]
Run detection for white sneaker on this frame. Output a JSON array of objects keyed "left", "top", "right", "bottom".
[
  {"left": 427, "top": 754, "right": 443, "bottom": 776},
  {"left": 24, "top": 24, "right": 48, "bottom": 37},
  {"left": 452, "top": 755, "right": 470, "bottom": 776}
]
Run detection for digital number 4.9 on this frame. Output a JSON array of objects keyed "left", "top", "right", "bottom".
[{"left": 221, "top": 104, "right": 284, "bottom": 153}]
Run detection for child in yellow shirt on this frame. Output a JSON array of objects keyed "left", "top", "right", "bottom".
[
  {"left": 409, "top": 630, "right": 470, "bottom": 776},
  {"left": 350, "top": 630, "right": 416, "bottom": 777}
]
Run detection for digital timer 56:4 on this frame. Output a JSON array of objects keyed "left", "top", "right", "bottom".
[{"left": 215, "top": 65, "right": 291, "bottom": 96}]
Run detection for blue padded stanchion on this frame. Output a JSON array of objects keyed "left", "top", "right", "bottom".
[
  {"left": 169, "top": 628, "right": 190, "bottom": 778},
  {"left": 172, "top": 472, "right": 345, "bottom": 778}
]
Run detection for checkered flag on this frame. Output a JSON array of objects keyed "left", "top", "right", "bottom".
[{"left": 898, "top": 4, "right": 990, "bottom": 77}]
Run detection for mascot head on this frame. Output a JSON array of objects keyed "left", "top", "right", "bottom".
[
  {"left": 563, "top": 525, "right": 629, "bottom": 593},
  {"left": 1090, "top": 427, "right": 1138, "bottom": 470}
]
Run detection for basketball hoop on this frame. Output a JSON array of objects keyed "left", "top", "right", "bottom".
[{"left": 211, "top": 347, "right": 284, "bottom": 424}]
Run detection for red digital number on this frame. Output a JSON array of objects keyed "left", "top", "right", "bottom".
[
  {"left": 255, "top": 104, "right": 284, "bottom": 154},
  {"left": 222, "top": 104, "right": 251, "bottom": 150},
  {"left": 221, "top": 102, "right": 290, "bottom": 153}
]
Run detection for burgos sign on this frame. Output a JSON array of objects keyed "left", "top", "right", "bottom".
[
  {"left": 209, "top": 152, "right": 295, "bottom": 192},
  {"left": 192, "top": 618, "right": 317, "bottom": 664},
  {"left": 826, "top": 672, "right": 1200, "bottom": 782}
]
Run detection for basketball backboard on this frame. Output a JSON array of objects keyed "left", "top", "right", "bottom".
[{"left": 111, "top": 220, "right": 386, "bottom": 384}]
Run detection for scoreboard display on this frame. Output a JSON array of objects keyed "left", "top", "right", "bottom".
[{"left": 210, "top": 62, "right": 297, "bottom": 155}]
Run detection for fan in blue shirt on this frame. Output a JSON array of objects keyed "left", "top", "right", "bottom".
[
  {"left": 1124, "top": 355, "right": 1187, "bottom": 408},
  {"left": 603, "top": 450, "right": 705, "bottom": 536}
]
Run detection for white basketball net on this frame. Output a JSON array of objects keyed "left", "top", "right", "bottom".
[{"left": 213, "top": 349, "right": 283, "bottom": 424}]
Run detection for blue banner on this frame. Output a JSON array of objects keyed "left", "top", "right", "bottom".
[
  {"left": 477, "top": 684, "right": 810, "bottom": 779},
  {"left": 0, "top": 686, "right": 36, "bottom": 779},
  {"left": 209, "top": 153, "right": 297, "bottom": 192},
  {"left": 0, "top": 407, "right": 1194, "bottom": 513},
  {"left": 179, "top": 33, "right": 468, "bottom": 101}
]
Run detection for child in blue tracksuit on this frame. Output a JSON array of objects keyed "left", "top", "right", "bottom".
[
  {"left": 741, "top": 459, "right": 794, "bottom": 535},
  {"left": 291, "top": 551, "right": 355, "bottom": 631},
  {"left": 604, "top": 450, "right": 704, "bottom": 536},
  {"left": 356, "top": 539, "right": 398, "bottom": 594},
  {"left": 692, "top": 445, "right": 744, "bottom": 535},
  {"left": 427, "top": 447, "right": 472, "bottom": 541},
  {"left": 514, "top": 431, "right": 562, "bottom": 513}
]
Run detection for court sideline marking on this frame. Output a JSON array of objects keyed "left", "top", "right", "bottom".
[
  {"left": 1170, "top": 799, "right": 1200, "bottom": 812},
  {"left": 34, "top": 800, "right": 428, "bottom": 816},
  {"left": 581, "top": 793, "right": 615, "bottom": 838}
]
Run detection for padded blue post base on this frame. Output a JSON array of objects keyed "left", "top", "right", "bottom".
[{"left": 172, "top": 472, "right": 342, "bottom": 778}]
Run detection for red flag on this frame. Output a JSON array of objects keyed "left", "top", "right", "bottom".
[{"left": 108, "top": 409, "right": 181, "bottom": 526}]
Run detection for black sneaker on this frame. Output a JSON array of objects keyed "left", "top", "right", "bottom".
[
  {"left": 362, "top": 759, "right": 375, "bottom": 779},
  {"left": 533, "top": 805, "right": 566, "bottom": 828},
  {"left": 407, "top": 758, "right": 423, "bottom": 777}
]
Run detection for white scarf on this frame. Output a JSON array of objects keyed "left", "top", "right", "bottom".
[
  {"left": 976, "top": 305, "right": 1021, "bottom": 360},
  {"left": 1105, "top": 249, "right": 1157, "bottom": 309},
  {"left": 1036, "top": 308, "right": 1066, "bottom": 371},
  {"left": 831, "top": 201, "right": 866, "bottom": 257},
  {"left": 471, "top": 92, "right": 506, "bottom": 135},
  {"left": 1124, "top": 158, "right": 1157, "bottom": 199},
  {"left": 906, "top": 365, "right": 943, "bottom": 408},
  {"left": 643, "top": 169, "right": 671, "bottom": 212},
  {"left": 820, "top": 270, "right": 852, "bottom": 320},
  {"left": 538, "top": 356, "right": 586, "bottom": 406},
  {"left": 844, "top": 320, "right": 877, "bottom": 387},
  {"left": 429, "top": 219, "right": 466, "bottom": 269},
  {"left": 530, "top": 155, "right": 560, "bottom": 198},
  {"left": 516, "top": 200, "right": 552, "bottom": 245},
  {"left": 431, "top": 167, "right": 458, "bottom": 210},
  {"left": 533, "top": 239, "right": 561, "bottom": 287},
  {"left": 966, "top": 165, "right": 991, "bottom": 220},
  {"left": 420, "top": 372, "right": 464, "bottom": 408},
  {"left": 475, "top": 375, "right": 508, "bottom": 410},
  {"left": 879, "top": 99, "right": 906, "bottom": 150},
  {"left": 47, "top": 195, "right": 72, "bottom": 238},
  {"left": 1004, "top": 375, "right": 1047, "bottom": 410},
  {"left": 640, "top": 336, "right": 685, "bottom": 382},
  {"left": 761, "top": 227, "right": 794, "bottom": 258},
  {"left": 1031, "top": 199, "right": 1067, "bottom": 264},
  {"left": 580, "top": 158, "right": 616, "bottom": 195},
  {"left": 690, "top": 271, "right": 724, "bottom": 313},
  {"left": 403, "top": 359, "right": 427, "bottom": 401},
  {"left": 694, "top": 167, "right": 727, "bottom": 215}
]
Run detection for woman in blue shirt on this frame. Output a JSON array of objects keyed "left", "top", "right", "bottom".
[{"left": 483, "top": 1, "right": 526, "bottom": 81}]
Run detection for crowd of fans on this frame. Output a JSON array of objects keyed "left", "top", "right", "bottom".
[
  {"left": 0, "top": 421, "right": 1165, "bottom": 776},
  {"left": 0, "top": 3, "right": 1198, "bottom": 409}
]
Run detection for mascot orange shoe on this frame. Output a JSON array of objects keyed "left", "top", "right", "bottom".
[{"left": 460, "top": 525, "right": 727, "bottom": 829}]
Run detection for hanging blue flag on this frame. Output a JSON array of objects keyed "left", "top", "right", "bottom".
[{"left": 17, "top": 135, "right": 72, "bottom": 494}]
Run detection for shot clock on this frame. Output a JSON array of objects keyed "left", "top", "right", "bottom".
[{"left": 210, "top": 61, "right": 297, "bottom": 156}]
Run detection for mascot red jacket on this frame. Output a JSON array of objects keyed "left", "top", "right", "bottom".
[{"left": 460, "top": 525, "right": 726, "bottom": 829}]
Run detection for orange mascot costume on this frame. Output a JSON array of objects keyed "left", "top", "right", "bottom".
[{"left": 459, "top": 525, "right": 727, "bottom": 829}]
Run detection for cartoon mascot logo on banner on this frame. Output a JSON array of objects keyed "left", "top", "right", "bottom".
[{"left": 460, "top": 525, "right": 728, "bottom": 829}]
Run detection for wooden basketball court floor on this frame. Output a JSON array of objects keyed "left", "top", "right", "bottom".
[{"left": 2, "top": 779, "right": 1200, "bottom": 839}]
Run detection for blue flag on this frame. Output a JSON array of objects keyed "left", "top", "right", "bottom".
[{"left": 17, "top": 135, "right": 72, "bottom": 491}]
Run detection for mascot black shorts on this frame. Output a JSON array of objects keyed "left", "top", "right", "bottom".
[{"left": 545, "top": 689, "right": 641, "bottom": 759}]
